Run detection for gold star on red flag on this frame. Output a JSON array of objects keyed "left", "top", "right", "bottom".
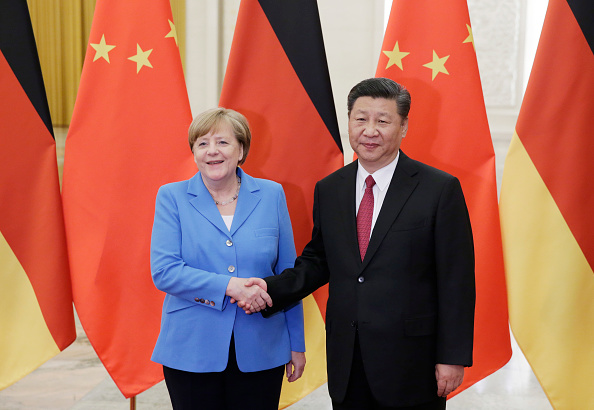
[
  {"left": 382, "top": 41, "right": 410, "bottom": 70},
  {"left": 463, "top": 24, "right": 475, "bottom": 50},
  {"left": 128, "top": 44, "right": 153, "bottom": 73},
  {"left": 90, "top": 34, "right": 116, "bottom": 63},
  {"left": 165, "top": 20, "right": 178, "bottom": 46},
  {"left": 423, "top": 50, "right": 450, "bottom": 80}
]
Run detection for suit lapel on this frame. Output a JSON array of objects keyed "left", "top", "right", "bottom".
[
  {"left": 361, "top": 152, "right": 419, "bottom": 271},
  {"left": 187, "top": 173, "right": 230, "bottom": 236},
  {"left": 229, "top": 168, "right": 260, "bottom": 236},
  {"left": 337, "top": 162, "right": 361, "bottom": 267},
  {"left": 188, "top": 169, "right": 261, "bottom": 238}
]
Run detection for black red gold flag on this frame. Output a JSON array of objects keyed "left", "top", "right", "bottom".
[
  {"left": 0, "top": 0, "right": 75, "bottom": 389},
  {"left": 219, "top": 0, "right": 343, "bottom": 406},
  {"left": 500, "top": 0, "right": 594, "bottom": 408}
]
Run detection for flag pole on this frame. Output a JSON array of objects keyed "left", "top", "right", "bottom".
[{"left": 130, "top": 396, "right": 136, "bottom": 410}]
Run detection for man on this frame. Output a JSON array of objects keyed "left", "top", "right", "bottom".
[{"left": 241, "top": 78, "right": 475, "bottom": 409}]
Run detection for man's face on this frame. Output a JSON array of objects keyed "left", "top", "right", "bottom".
[{"left": 348, "top": 96, "right": 408, "bottom": 174}]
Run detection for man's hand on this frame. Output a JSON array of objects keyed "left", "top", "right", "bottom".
[
  {"left": 226, "top": 277, "right": 271, "bottom": 313},
  {"left": 435, "top": 364, "right": 464, "bottom": 397},
  {"left": 286, "top": 351, "right": 306, "bottom": 382}
]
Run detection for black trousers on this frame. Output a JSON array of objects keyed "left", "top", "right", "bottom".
[
  {"left": 332, "top": 333, "right": 446, "bottom": 410},
  {"left": 163, "top": 336, "right": 285, "bottom": 410}
]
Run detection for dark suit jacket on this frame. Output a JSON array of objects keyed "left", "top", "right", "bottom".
[{"left": 263, "top": 151, "right": 475, "bottom": 407}]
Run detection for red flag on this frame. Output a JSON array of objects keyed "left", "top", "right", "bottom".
[
  {"left": 62, "top": 0, "right": 194, "bottom": 397},
  {"left": 219, "top": 0, "right": 343, "bottom": 406},
  {"left": 376, "top": 0, "right": 511, "bottom": 394},
  {"left": 500, "top": 0, "right": 594, "bottom": 407},
  {"left": 0, "top": 0, "right": 75, "bottom": 388}
]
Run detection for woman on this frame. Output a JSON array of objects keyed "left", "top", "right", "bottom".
[{"left": 150, "top": 108, "right": 305, "bottom": 409}]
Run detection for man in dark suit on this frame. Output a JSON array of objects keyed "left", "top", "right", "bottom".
[{"left": 240, "top": 78, "right": 475, "bottom": 409}]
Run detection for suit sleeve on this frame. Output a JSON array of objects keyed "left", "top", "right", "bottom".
[
  {"left": 150, "top": 185, "right": 230, "bottom": 311},
  {"left": 434, "top": 177, "right": 476, "bottom": 366},
  {"left": 275, "top": 187, "right": 305, "bottom": 352},
  {"left": 263, "top": 182, "right": 331, "bottom": 317}
]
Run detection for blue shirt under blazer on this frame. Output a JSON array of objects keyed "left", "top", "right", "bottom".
[{"left": 150, "top": 168, "right": 304, "bottom": 373}]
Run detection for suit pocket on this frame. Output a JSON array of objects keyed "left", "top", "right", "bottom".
[
  {"left": 253, "top": 228, "right": 279, "bottom": 267},
  {"left": 254, "top": 228, "right": 279, "bottom": 237},
  {"left": 390, "top": 217, "right": 434, "bottom": 232},
  {"left": 404, "top": 314, "right": 436, "bottom": 336}
]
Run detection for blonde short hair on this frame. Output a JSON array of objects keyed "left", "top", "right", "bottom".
[{"left": 188, "top": 107, "right": 251, "bottom": 166}]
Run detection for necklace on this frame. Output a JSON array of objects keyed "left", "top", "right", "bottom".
[{"left": 213, "top": 176, "right": 241, "bottom": 206}]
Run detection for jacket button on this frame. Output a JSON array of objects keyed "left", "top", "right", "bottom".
[
  {"left": 199, "top": 299, "right": 205, "bottom": 303},
  {"left": 205, "top": 299, "right": 210, "bottom": 305},
  {"left": 194, "top": 297, "right": 200, "bottom": 302},
  {"left": 226, "top": 239, "right": 233, "bottom": 247},
  {"left": 228, "top": 265, "right": 235, "bottom": 273},
  {"left": 358, "top": 276, "right": 365, "bottom": 283},
  {"left": 210, "top": 301, "right": 215, "bottom": 306}
]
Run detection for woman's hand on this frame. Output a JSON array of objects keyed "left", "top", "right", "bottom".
[
  {"left": 286, "top": 351, "right": 306, "bottom": 382},
  {"left": 226, "top": 277, "right": 271, "bottom": 312}
]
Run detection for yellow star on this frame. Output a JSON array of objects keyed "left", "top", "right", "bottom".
[
  {"left": 90, "top": 34, "right": 116, "bottom": 63},
  {"left": 128, "top": 44, "right": 153, "bottom": 73},
  {"left": 382, "top": 41, "right": 410, "bottom": 70},
  {"left": 165, "top": 20, "right": 178, "bottom": 46},
  {"left": 423, "top": 50, "right": 450, "bottom": 81},
  {"left": 463, "top": 24, "right": 475, "bottom": 50}
]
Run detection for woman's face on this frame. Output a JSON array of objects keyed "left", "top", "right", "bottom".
[{"left": 192, "top": 122, "right": 243, "bottom": 185}]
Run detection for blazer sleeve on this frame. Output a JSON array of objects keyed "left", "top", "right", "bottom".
[
  {"left": 150, "top": 185, "right": 231, "bottom": 311},
  {"left": 263, "top": 182, "right": 331, "bottom": 317},
  {"left": 434, "top": 177, "right": 476, "bottom": 366},
  {"left": 275, "top": 187, "right": 305, "bottom": 352}
]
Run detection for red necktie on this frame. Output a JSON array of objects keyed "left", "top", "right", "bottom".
[{"left": 357, "top": 175, "right": 375, "bottom": 260}]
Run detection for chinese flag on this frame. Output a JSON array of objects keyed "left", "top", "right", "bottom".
[
  {"left": 0, "top": 0, "right": 75, "bottom": 389},
  {"left": 376, "top": 0, "right": 511, "bottom": 395},
  {"left": 219, "top": 0, "right": 343, "bottom": 406},
  {"left": 500, "top": 0, "right": 594, "bottom": 408},
  {"left": 62, "top": 0, "right": 194, "bottom": 397}
]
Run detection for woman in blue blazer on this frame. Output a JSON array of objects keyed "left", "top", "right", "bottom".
[{"left": 150, "top": 108, "right": 305, "bottom": 409}]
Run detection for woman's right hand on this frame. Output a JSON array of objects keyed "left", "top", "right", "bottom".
[{"left": 226, "top": 277, "right": 272, "bottom": 313}]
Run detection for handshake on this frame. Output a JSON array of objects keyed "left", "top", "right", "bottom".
[{"left": 226, "top": 277, "right": 272, "bottom": 314}]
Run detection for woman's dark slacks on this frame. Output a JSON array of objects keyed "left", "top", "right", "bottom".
[{"left": 163, "top": 336, "right": 284, "bottom": 410}]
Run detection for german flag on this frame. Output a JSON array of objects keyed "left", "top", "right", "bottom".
[
  {"left": 0, "top": 0, "right": 75, "bottom": 389},
  {"left": 62, "top": 0, "right": 194, "bottom": 397},
  {"left": 219, "top": 1, "right": 343, "bottom": 406},
  {"left": 375, "top": 0, "right": 512, "bottom": 395},
  {"left": 500, "top": 0, "right": 594, "bottom": 408}
]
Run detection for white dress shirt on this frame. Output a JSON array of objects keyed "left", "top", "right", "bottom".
[
  {"left": 221, "top": 214, "right": 234, "bottom": 231},
  {"left": 355, "top": 152, "right": 400, "bottom": 238}
]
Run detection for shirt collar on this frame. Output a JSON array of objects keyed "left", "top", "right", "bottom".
[{"left": 356, "top": 151, "right": 400, "bottom": 192}]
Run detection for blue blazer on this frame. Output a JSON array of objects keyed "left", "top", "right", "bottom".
[{"left": 150, "top": 168, "right": 304, "bottom": 373}]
